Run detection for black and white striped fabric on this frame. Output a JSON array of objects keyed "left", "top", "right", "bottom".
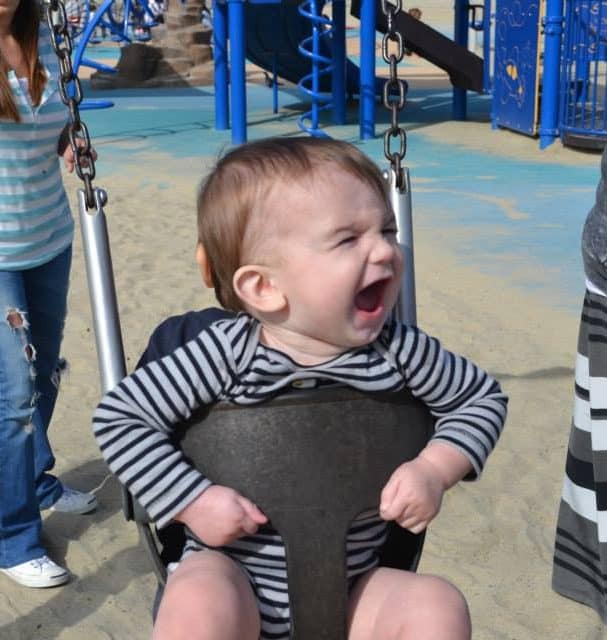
[
  {"left": 553, "top": 290, "right": 607, "bottom": 620},
  {"left": 181, "top": 509, "right": 385, "bottom": 639},
  {"left": 94, "top": 313, "right": 507, "bottom": 638}
]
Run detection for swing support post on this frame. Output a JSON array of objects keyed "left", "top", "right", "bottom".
[
  {"left": 78, "top": 188, "right": 127, "bottom": 395},
  {"left": 387, "top": 168, "right": 416, "bottom": 327}
]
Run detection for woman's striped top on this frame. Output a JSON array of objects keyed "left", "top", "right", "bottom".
[{"left": 0, "top": 24, "right": 73, "bottom": 270}]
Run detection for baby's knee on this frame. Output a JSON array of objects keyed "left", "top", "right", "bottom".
[
  {"left": 350, "top": 569, "right": 470, "bottom": 640},
  {"left": 155, "top": 578, "right": 240, "bottom": 638},
  {"left": 420, "top": 575, "right": 469, "bottom": 617},
  {"left": 153, "top": 553, "right": 259, "bottom": 640},
  {"left": 404, "top": 575, "right": 470, "bottom": 637}
]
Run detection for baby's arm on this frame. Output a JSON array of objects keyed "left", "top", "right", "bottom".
[
  {"left": 380, "top": 324, "right": 508, "bottom": 531},
  {"left": 94, "top": 326, "right": 263, "bottom": 540}
]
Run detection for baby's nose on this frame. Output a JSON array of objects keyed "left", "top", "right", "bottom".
[{"left": 370, "top": 235, "right": 398, "bottom": 263}]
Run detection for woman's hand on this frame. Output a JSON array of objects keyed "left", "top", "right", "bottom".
[{"left": 62, "top": 142, "right": 97, "bottom": 174}]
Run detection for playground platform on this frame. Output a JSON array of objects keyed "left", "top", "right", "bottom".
[{"left": 0, "top": 41, "right": 606, "bottom": 639}]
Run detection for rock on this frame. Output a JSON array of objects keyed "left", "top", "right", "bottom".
[{"left": 90, "top": 0, "right": 213, "bottom": 90}]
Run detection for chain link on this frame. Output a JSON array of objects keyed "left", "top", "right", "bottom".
[
  {"left": 45, "top": 0, "right": 97, "bottom": 208},
  {"left": 380, "top": 0, "right": 407, "bottom": 189}
]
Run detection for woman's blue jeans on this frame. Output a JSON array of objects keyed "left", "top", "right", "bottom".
[{"left": 0, "top": 247, "right": 71, "bottom": 567}]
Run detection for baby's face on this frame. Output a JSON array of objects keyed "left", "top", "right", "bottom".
[{"left": 261, "top": 169, "right": 404, "bottom": 360}]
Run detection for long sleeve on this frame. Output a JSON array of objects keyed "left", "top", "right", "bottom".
[
  {"left": 582, "top": 147, "right": 607, "bottom": 292},
  {"left": 389, "top": 324, "right": 508, "bottom": 478},
  {"left": 93, "top": 328, "right": 233, "bottom": 527}
]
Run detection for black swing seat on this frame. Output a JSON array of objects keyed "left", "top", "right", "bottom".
[{"left": 128, "top": 386, "right": 434, "bottom": 640}]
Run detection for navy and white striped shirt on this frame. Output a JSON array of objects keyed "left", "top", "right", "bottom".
[{"left": 94, "top": 314, "right": 507, "bottom": 638}]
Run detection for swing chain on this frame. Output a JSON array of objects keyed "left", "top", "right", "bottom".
[
  {"left": 380, "top": 0, "right": 407, "bottom": 190},
  {"left": 44, "top": 0, "right": 97, "bottom": 209}
]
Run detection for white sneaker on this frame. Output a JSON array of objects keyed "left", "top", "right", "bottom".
[
  {"left": 0, "top": 555, "right": 69, "bottom": 588},
  {"left": 48, "top": 487, "right": 98, "bottom": 515}
]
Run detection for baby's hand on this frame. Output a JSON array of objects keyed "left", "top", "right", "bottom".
[
  {"left": 174, "top": 485, "right": 268, "bottom": 547},
  {"left": 379, "top": 456, "right": 446, "bottom": 534}
]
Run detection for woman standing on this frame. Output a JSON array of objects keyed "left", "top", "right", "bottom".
[
  {"left": 0, "top": 0, "right": 97, "bottom": 588},
  {"left": 553, "top": 148, "right": 607, "bottom": 619}
]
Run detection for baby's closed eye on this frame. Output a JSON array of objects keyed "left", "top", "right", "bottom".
[{"left": 336, "top": 235, "right": 357, "bottom": 247}]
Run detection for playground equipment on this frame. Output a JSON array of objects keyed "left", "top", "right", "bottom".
[
  {"left": 207, "top": 0, "right": 607, "bottom": 148},
  {"left": 63, "top": 0, "right": 162, "bottom": 45},
  {"left": 67, "top": 0, "right": 607, "bottom": 148},
  {"left": 297, "top": 0, "right": 345, "bottom": 135},
  {"left": 481, "top": 0, "right": 607, "bottom": 148},
  {"left": 212, "top": 0, "right": 486, "bottom": 142},
  {"left": 559, "top": 0, "right": 607, "bottom": 148},
  {"left": 65, "top": 0, "right": 91, "bottom": 39},
  {"left": 71, "top": 0, "right": 163, "bottom": 83},
  {"left": 491, "top": 0, "right": 564, "bottom": 148}
]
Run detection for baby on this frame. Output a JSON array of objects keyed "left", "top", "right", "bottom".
[{"left": 93, "top": 137, "right": 507, "bottom": 640}]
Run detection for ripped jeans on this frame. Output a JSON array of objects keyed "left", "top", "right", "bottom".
[{"left": 0, "top": 247, "right": 71, "bottom": 567}]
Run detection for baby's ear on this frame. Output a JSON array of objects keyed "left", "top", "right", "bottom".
[
  {"left": 233, "top": 265, "right": 286, "bottom": 314},
  {"left": 195, "top": 243, "right": 214, "bottom": 288}
]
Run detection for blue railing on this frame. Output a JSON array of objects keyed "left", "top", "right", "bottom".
[{"left": 560, "top": 0, "right": 607, "bottom": 147}]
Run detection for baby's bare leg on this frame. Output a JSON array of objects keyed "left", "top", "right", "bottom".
[
  {"left": 153, "top": 550, "right": 260, "bottom": 640},
  {"left": 347, "top": 568, "right": 471, "bottom": 640}
]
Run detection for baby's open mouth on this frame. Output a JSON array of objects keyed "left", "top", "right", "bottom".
[{"left": 355, "top": 278, "right": 389, "bottom": 312}]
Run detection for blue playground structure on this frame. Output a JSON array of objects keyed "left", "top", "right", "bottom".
[
  {"left": 208, "top": 0, "right": 607, "bottom": 148},
  {"left": 210, "top": 0, "right": 487, "bottom": 141},
  {"left": 70, "top": 0, "right": 607, "bottom": 149}
]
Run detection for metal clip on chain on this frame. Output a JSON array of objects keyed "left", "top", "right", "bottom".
[
  {"left": 45, "top": 0, "right": 97, "bottom": 209},
  {"left": 381, "top": 0, "right": 407, "bottom": 192}
]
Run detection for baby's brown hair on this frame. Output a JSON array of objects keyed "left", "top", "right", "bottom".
[{"left": 197, "top": 137, "right": 391, "bottom": 312}]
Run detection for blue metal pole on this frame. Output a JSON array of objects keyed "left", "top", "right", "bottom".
[
  {"left": 123, "top": 0, "right": 131, "bottom": 38},
  {"left": 213, "top": 0, "right": 229, "bottom": 130},
  {"left": 359, "top": 0, "right": 375, "bottom": 139},
  {"left": 72, "top": 0, "right": 115, "bottom": 77},
  {"left": 228, "top": 0, "right": 247, "bottom": 144},
  {"left": 332, "top": 0, "right": 346, "bottom": 125},
  {"left": 482, "top": 0, "right": 491, "bottom": 93},
  {"left": 272, "top": 53, "right": 279, "bottom": 114},
  {"left": 539, "top": 0, "right": 564, "bottom": 148},
  {"left": 453, "top": 0, "right": 468, "bottom": 120},
  {"left": 312, "top": 0, "right": 320, "bottom": 130}
]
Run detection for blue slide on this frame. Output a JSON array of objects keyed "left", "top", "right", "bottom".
[{"left": 244, "top": 0, "right": 384, "bottom": 95}]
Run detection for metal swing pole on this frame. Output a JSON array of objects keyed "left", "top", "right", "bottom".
[
  {"left": 379, "top": 0, "right": 416, "bottom": 327},
  {"left": 77, "top": 189, "right": 127, "bottom": 393},
  {"left": 388, "top": 167, "right": 416, "bottom": 327}
]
